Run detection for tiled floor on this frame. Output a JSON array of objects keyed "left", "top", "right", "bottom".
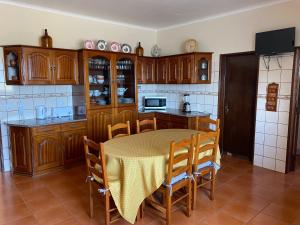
[{"left": 1, "top": 155, "right": 300, "bottom": 225}]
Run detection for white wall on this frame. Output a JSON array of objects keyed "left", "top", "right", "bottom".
[{"left": 0, "top": 3, "right": 156, "bottom": 55}]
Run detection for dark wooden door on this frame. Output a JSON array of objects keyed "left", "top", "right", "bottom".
[
  {"left": 23, "top": 47, "right": 52, "bottom": 84},
  {"left": 156, "top": 58, "right": 167, "bottom": 84},
  {"left": 221, "top": 52, "right": 259, "bottom": 160},
  {"left": 53, "top": 50, "right": 78, "bottom": 84}
]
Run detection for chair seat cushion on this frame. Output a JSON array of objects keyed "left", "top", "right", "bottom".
[
  {"left": 164, "top": 172, "right": 188, "bottom": 186},
  {"left": 197, "top": 161, "right": 220, "bottom": 171}
]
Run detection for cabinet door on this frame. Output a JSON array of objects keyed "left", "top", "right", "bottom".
[
  {"left": 62, "top": 129, "right": 86, "bottom": 166},
  {"left": 33, "top": 134, "right": 62, "bottom": 172},
  {"left": 136, "top": 57, "right": 142, "bottom": 84},
  {"left": 168, "top": 122, "right": 188, "bottom": 129},
  {"left": 167, "top": 56, "right": 180, "bottom": 84},
  {"left": 10, "top": 127, "right": 32, "bottom": 174},
  {"left": 114, "top": 106, "right": 137, "bottom": 132},
  {"left": 141, "top": 57, "right": 156, "bottom": 84},
  {"left": 22, "top": 48, "right": 52, "bottom": 84},
  {"left": 156, "top": 58, "right": 167, "bottom": 84},
  {"left": 180, "top": 54, "right": 195, "bottom": 84},
  {"left": 194, "top": 53, "right": 212, "bottom": 84},
  {"left": 53, "top": 50, "right": 78, "bottom": 84},
  {"left": 87, "top": 109, "right": 113, "bottom": 142}
]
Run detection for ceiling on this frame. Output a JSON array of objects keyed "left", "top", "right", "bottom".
[{"left": 2, "top": 0, "right": 289, "bottom": 29}]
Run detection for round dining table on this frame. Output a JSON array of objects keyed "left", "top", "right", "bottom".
[{"left": 103, "top": 129, "right": 221, "bottom": 224}]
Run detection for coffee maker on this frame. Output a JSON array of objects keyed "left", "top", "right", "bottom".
[{"left": 182, "top": 94, "right": 191, "bottom": 113}]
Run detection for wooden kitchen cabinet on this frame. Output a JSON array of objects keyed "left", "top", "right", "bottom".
[
  {"left": 194, "top": 53, "right": 212, "bottom": 84},
  {"left": 180, "top": 54, "right": 195, "bottom": 84},
  {"left": 23, "top": 47, "right": 52, "bottom": 84},
  {"left": 114, "top": 106, "right": 137, "bottom": 132},
  {"left": 167, "top": 56, "right": 181, "bottom": 83},
  {"left": 53, "top": 50, "right": 78, "bottom": 84},
  {"left": 137, "top": 57, "right": 156, "bottom": 84},
  {"left": 4, "top": 45, "right": 79, "bottom": 85},
  {"left": 156, "top": 57, "right": 167, "bottom": 84},
  {"left": 9, "top": 120, "right": 87, "bottom": 176}
]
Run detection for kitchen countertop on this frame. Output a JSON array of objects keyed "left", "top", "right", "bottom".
[
  {"left": 138, "top": 108, "right": 210, "bottom": 117},
  {"left": 6, "top": 115, "right": 87, "bottom": 128}
]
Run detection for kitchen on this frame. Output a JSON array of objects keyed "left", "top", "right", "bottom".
[{"left": 1, "top": 0, "right": 300, "bottom": 225}]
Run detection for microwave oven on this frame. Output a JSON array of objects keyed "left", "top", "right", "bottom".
[{"left": 144, "top": 96, "right": 167, "bottom": 110}]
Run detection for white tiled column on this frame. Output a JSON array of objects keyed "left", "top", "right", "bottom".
[{"left": 254, "top": 54, "right": 293, "bottom": 173}]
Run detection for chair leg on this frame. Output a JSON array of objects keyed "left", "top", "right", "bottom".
[
  {"left": 192, "top": 176, "right": 197, "bottom": 210},
  {"left": 104, "top": 194, "right": 110, "bottom": 225},
  {"left": 88, "top": 181, "right": 94, "bottom": 218},
  {"left": 166, "top": 193, "right": 172, "bottom": 225},
  {"left": 186, "top": 181, "right": 192, "bottom": 217},
  {"left": 210, "top": 172, "right": 216, "bottom": 201}
]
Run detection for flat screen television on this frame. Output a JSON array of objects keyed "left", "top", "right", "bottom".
[{"left": 255, "top": 27, "right": 295, "bottom": 55}]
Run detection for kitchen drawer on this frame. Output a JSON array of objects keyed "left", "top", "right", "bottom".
[
  {"left": 156, "top": 113, "right": 170, "bottom": 121},
  {"left": 138, "top": 113, "right": 155, "bottom": 120},
  {"left": 31, "top": 125, "right": 60, "bottom": 135},
  {"left": 61, "top": 121, "right": 87, "bottom": 131},
  {"left": 170, "top": 115, "right": 188, "bottom": 124}
]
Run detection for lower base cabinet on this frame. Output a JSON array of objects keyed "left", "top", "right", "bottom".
[{"left": 9, "top": 121, "right": 87, "bottom": 176}]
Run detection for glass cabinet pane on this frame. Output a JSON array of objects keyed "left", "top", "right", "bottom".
[
  {"left": 5, "top": 51, "right": 20, "bottom": 82},
  {"left": 116, "top": 58, "right": 135, "bottom": 105},
  {"left": 88, "top": 57, "right": 111, "bottom": 107},
  {"left": 198, "top": 58, "right": 209, "bottom": 81}
]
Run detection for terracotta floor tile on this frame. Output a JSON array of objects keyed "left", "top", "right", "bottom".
[
  {"left": 34, "top": 205, "right": 72, "bottom": 225},
  {"left": 204, "top": 211, "right": 244, "bottom": 225},
  {"left": 0, "top": 203, "right": 32, "bottom": 224},
  {"left": 221, "top": 202, "right": 259, "bottom": 223},
  {"left": 248, "top": 213, "right": 290, "bottom": 225},
  {"left": 25, "top": 195, "right": 61, "bottom": 213},
  {"left": 261, "top": 203, "right": 300, "bottom": 224},
  {"left": 1, "top": 216, "right": 39, "bottom": 225},
  {"left": 20, "top": 186, "right": 55, "bottom": 203}
]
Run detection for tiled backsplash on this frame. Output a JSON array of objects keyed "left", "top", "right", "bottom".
[
  {"left": 254, "top": 53, "right": 294, "bottom": 173},
  {"left": 0, "top": 48, "right": 74, "bottom": 171}
]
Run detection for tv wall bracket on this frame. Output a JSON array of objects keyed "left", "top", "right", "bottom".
[{"left": 262, "top": 55, "right": 282, "bottom": 71}]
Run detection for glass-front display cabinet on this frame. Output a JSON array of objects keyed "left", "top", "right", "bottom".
[
  {"left": 195, "top": 53, "right": 212, "bottom": 84},
  {"left": 4, "top": 47, "right": 22, "bottom": 84},
  {"left": 115, "top": 55, "right": 136, "bottom": 106},
  {"left": 87, "top": 55, "right": 112, "bottom": 109}
]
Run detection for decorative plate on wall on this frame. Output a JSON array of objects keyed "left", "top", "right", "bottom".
[
  {"left": 110, "top": 42, "right": 121, "bottom": 52},
  {"left": 121, "top": 44, "right": 132, "bottom": 53},
  {"left": 97, "top": 40, "right": 107, "bottom": 51},
  {"left": 84, "top": 40, "right": 95, "bottom": 49}
]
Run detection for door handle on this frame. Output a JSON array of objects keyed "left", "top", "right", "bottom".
[{"left": 225, "top": 105, "right": 229, "bottom": 114}]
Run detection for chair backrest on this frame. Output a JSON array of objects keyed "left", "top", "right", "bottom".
[
  {"left": 195, "top": 117, "right": 220, "bottom": 132},
  {"left": 136, "top": 117, "right": 157, "bottom": 134},
  {"left": 193, "top": 129, "right": 220, "bottom": 170},
  {"left": 83, "top": 136, "right": 108, "bottom": 188},
  {"left": 107, "top": 121, "right": 131, "bottom": 140},
  {"left": 166, "top": 135, "right": 196, "bottom": 185}
]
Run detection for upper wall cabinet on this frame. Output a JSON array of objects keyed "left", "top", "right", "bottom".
[
  {"left": 4, "top": 46, "right": 78, "bottom": 85},
  {"left": 137, "top": 57, "right": 156, "bottom": 84}
]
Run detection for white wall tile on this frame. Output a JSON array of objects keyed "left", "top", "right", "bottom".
[
  {"left": 258, "top": 70, "right": 268, "bottom": 83},
  {"left": 263, "top": 157, "right": 276, "bottom": 170},
  {"left": 254, "top": 155, "right": 263, "bottom": 167},
  {"left": 254, "top": 144, "right": 264, "bottom": 156},
  {"left": 256, "top": 110, "right": 266, "bottom": 122},
  {"left": 196, "top": 95, "right": 205, "bottom": 104},
  {"left": 276, "top": 148, "right": 287, "bottom": 161},
  {"left": 275, "top": 160, "right": 286, "bottom": 173},
  {"left": 258, "top": 83, "right": 267, "bottom": 95},
  {"left": 277, "top": 136, "right": 287, "bottom": 149},
  {"left": 264, "top": 146, "right": 276, "bottom": 158},
  {"left": 265, "top": 111, "right": 278, "bottom": 123},
  {"left": 278, "top": 112, "right": 289, "bottom": 124},
  {"left": 56, "top": 97, "right": 68, "bottom": 107},
  {"left": 281, "top": 56, "right": 294, "bottom": 69},
  {"left": 5, "top": 85, "right": 19, "bottom": 96},
  {"left": 6, "top": 99, "right": 19, "bottom": 111},
  {"left": 256, "top": 98, "right": 265, "bottom": 110},
  {"left": 280, "top": 70, "right": 293, "bottom": 83},
  {"left": 2, "top": 147, "right": 10, "bottom": 160},
  {"left": 0, "top": 70, "right": 5, "bottom": 83},
  {"left": 264, "top": 134, "right": 277, "bottom": 147},
  {"left": 19, "top": 86, "right": 33, "bottom": 95},
  {"left": 204, "top": 95, "right": 213, "bottom": 105},
  {"left": 278, "top": 99, "right": 290, "bottom": 112},
  {"left": 268, "top": 70, "right": 281, "bottom": 83},
  {"left": 264, "top": 122, "right": 277, "bottom": 135},
  {"left": 45, "top": 97, "right": 57, "bottom": 107},
  {"left": 33, "top": 97, "right": 46, "bottom": 107},
  {"left": 255, "top": 132, "right": 264, "bottom": 145},
  {"left": 255, "top": 121, "right": 265, "bottom": 133},
  {"left": 279, "top": 83, "right": 291, "bottom": 96},
  {"left": 277, "top": 124, "right": 288, "bottom": 137}
]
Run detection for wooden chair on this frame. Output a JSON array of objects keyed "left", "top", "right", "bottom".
[
  {"left": 136, "top": 117, "right": 157, "bottom": 134},
  {"left": 146, "top": 135, "right": 196, "bottom": 225},
  {"left": 107, "top": 121, "right": 131, "bottom": 140},
  {"left": 195, "top": 117, "right": 220, "bottom": 132},
  {"left": 192, "top": 129, "right": 220, "bottom": 209},
  {"left": 83, "top": 136, "right": 121, "bottom": 225}
]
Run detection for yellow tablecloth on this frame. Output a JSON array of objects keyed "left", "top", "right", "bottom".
[{"left": 104, "top": 129, "right": 221, "bottom": 224}]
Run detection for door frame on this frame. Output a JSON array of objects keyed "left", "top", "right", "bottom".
[
  {"left": 286, "top": 47, "right": 300, "bottom": 172},
  {"left": 218, "top": 51, "right": 259, "bottom": 161}
]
